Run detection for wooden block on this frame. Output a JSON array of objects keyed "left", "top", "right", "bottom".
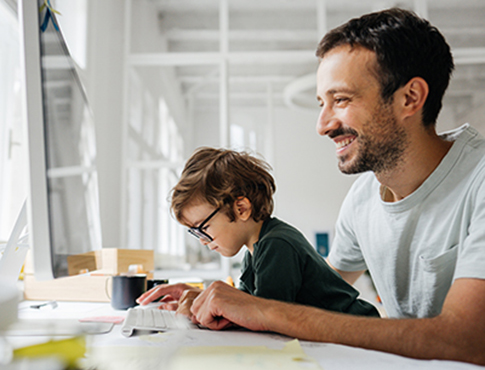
[
  {"left": 98, "top": 249, "right": 154, "bottom": 275},
  {"left": 67, "top": 252, "right": 97, "bottom": 276},
  {"left": 23, "top": 248, "right": 155, "bottom": 302},
  {"left": 66, "top": 249, "right": 154, "bottom": 276},
  {"left": 23, "top": 274, "right": 111, "bottom": 302}
]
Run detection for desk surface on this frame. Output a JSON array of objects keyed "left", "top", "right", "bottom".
[{"left": 5, "top": 300, "right": 483, "bottom": 370}]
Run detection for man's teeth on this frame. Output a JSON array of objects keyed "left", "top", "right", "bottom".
[{"left": 336, "top": 137, "right": 355, "bottom": 149}]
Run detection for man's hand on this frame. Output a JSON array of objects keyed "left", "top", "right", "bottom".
[{"left": 190, "top": 280, "right": 270, "bottom": 331}]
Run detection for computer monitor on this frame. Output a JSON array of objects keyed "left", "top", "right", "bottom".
[{"left": 18, "top": 0, "right": 102, "bottom": 280}]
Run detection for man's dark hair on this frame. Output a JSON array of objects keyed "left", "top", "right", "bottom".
[{"left": 316, "top": 8, "right": 454, "bottom": 126}]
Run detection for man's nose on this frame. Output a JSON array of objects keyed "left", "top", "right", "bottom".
[{"left": 316, "top": 105, "right": 340, "bottom": 136}]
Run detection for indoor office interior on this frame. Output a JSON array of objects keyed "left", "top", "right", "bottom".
[{"left": 1, "top": 0, "right": 485, "bottom": 303}]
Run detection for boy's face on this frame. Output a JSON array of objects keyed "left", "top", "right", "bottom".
[{"left": 182, "top": 202, "right": 248, "bottom": 257}]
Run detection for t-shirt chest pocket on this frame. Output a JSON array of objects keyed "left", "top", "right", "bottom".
[{"left": 416, "top": 245, "right": 458, "bottom": 317}]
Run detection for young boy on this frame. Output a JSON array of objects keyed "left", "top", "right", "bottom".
[{"left": 138, "top": 147, "right": 379, "bottom": 317}]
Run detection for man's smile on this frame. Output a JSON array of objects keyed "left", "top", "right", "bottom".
[{"left": 334, "top": 135, "right": 356, "bottom": 153}]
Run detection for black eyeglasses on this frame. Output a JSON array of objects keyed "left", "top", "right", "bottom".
[{"left": 187, "top": 208, "right": 220, "bottom": 243}]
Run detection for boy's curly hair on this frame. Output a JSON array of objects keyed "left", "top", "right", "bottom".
[{"left": 171, "top": 147, "right": 276, "bottom": 224}]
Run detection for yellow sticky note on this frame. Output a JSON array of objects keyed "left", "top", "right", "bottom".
[{"left": 13, "top": 336, "right": 86, "bottom": 368}]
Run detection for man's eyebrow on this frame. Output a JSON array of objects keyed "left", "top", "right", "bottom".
[
  {"left": 317, "top": 87, "right": 356, "bottom": 101},
  {"left": 326, "top": 87, "right": 355, "bottom": 95}
]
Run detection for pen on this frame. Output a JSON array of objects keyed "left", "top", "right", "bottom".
[
  {"left": 30, "top": 300, "right": 58, "bottom": 309},
  {"left": 226, "top": 276, "right": 235, "bottom": 287}
]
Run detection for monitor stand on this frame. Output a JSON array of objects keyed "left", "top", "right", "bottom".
[{"left": 0, "top": 201, "right": 29, "bottom": 330}]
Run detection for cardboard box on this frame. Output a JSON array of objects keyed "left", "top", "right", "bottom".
[{"left": 24, "top": 248, "right": 154, "bottom": 302}]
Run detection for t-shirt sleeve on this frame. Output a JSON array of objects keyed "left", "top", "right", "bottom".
[
  {"left": 328, "top": 181, "right": 368, "bottom": 272},
  {"left": 251, "top": 239, "right": 302, "bottom": 302}
]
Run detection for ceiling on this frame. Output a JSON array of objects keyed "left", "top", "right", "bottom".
[{"left": 139, "top": 0, "right": 485, "bottom": 129}]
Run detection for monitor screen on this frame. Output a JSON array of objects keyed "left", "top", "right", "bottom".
[{"left": 19, "top": 0, "right": 102, "bottom": 279}]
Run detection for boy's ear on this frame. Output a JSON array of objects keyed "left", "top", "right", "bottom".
[{"left": 234, "top": 197, "right": 252, "bottom": 221}]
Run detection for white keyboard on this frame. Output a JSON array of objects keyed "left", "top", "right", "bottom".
[{"left": 121, "top": 308, "right": 197, "bottom": 337}]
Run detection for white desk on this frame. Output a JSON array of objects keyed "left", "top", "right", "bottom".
[{"left": 4, "top": 300, "right": 482, "bottom": 370}]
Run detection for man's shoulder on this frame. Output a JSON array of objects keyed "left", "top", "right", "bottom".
[
  {"left": 441, "top": 124, "right": 485, "bottom": 151},
  {"left": 446, "top": 124, "right": 485, "bottom": 177}
]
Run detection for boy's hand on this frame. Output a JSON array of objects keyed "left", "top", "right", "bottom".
[
  {"left": 176, "top": 289, "right": 202, "bottom": 319},
  {"left": 136, "top": 283, "right": 201, "bottom": 310}
]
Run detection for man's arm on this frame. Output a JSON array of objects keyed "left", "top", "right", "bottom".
[
  {"left": 191, "top": 278, "right": 485, "bottom": 365},
  {"left": 326, "top": 260, "right": 364, "bottom": 285}
]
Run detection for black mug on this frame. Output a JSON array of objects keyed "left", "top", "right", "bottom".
[
  {"left": 108, "top": 275, "right": 147, "bottom": 310},
  {"left": 147, "top": 278, "right": 169, "bottom": 291}
]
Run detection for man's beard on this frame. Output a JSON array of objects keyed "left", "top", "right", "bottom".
[{"left": 337, "top": 105, "right": 407, "bottom": 175}]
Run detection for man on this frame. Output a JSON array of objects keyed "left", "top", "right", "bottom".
[{"left": 143, "top": 8, "right": 485, "bottom": 365}]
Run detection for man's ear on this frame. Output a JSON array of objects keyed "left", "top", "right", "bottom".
[
  {"left": 400, "top": 77, "right": 429, "bottom": 119},
  {"left": 234, "top": 197, "right": 252, "bottom": 221}
]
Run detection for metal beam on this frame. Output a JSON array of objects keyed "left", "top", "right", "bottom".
[
  {"left": 128, "top": 50, "right": 316, "bottom": 66},
  {"left": 128, "top": 48, "right": 485, "bottom": 67},
  {"left": 165, "top": 29, "right": 319, "bottom": 42}
]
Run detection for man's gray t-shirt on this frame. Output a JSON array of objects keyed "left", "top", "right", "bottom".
[{"left": 328, "top": 124, "right": 485, "bottom": 318}]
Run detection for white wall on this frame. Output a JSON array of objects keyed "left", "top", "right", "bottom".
[
  {"left": 271, "top": 107, "right": 357, "bottom": 246},
  {"left": 435, "top": 99, "right": 485, "bottom": 136}
]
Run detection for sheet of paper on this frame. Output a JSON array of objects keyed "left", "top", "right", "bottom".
[
  {"left": 83, "top": 345, "right": 177, "bottom": 370},
  {"left": 169, "top": 339, "right": 322, "bottom": 370}
]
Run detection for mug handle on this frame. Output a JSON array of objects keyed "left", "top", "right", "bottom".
[{"left": 105, "top": 276, "right": 112, "bottom": 300}]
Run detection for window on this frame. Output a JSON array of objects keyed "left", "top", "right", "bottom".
[
  {"left": 0, "top": 1, "right": 25, "bottom": 242},
  {"left": 124, "top": 70, "right": 221, "bottom": 271}
]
